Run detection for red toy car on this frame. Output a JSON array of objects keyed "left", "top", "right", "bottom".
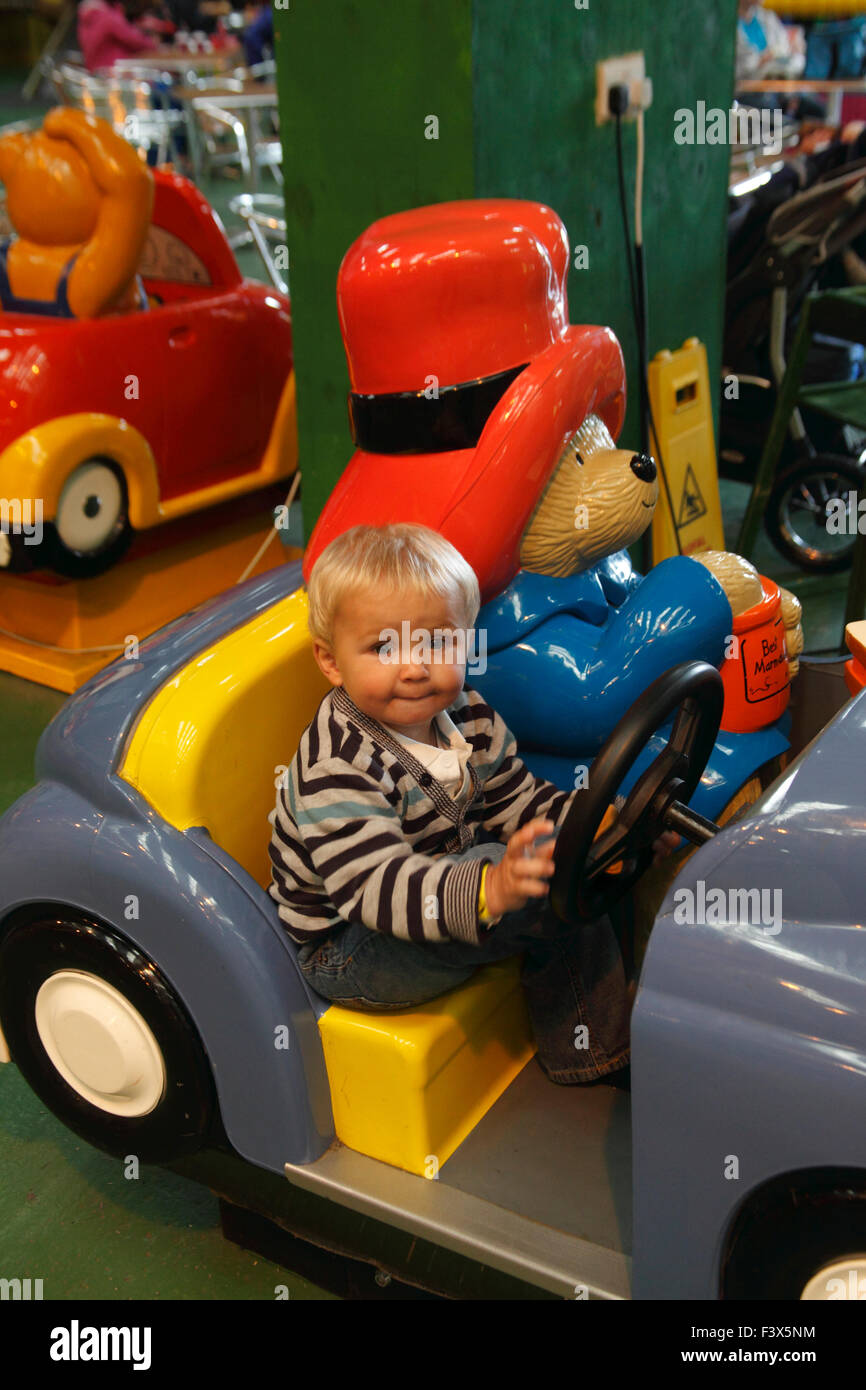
[{"left": 0, "top": 170, "right": 296, "bottom": 577}]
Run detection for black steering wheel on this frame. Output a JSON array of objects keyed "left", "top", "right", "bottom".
[{"left": 550, "top": 661, "right": 725, "bottom": 925}]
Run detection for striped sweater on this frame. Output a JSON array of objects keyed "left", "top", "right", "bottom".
[{"left": 268, "top": 683, "right": 574, "bottom": 947}]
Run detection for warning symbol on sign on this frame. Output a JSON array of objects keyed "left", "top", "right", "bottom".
[{"left": 677, "top": 464, "right": 708, "bottom": 528}]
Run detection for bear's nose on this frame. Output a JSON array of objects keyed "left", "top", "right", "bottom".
[{"left": 630, "top": 452, "right": 657, "bottom": 482}]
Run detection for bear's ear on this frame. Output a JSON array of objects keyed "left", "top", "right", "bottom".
[
  {"left": 0, "top": 132, "right": 27, "bottom": 186},
  {"left": 571, "top": 412, "right": 617, "bottom": 459}
]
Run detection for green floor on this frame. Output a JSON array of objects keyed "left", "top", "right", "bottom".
[{"left": 0, "top": 73, "right": 856, "bottom": 1303}]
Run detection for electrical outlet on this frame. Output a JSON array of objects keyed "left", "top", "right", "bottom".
[{"left": 595, "top": 51, "right": 651, "bottom": 124}]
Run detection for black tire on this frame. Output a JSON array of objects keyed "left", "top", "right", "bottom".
[
  {"left": 764, "top": 454, "right": 864, "bottom": 573},
  {"left": 0, "top": 913, "right": 216, "bottom": 1163},
  {"left": 48, "top": 458, "right": 133, "bottom": 579},
  {"left": 723, "top": 1178, "right": 866, "bottom": 1300}
]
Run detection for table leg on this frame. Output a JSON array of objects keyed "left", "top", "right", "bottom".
[{"left": 247, "top": 108, "right": 259, "bottom": 192}]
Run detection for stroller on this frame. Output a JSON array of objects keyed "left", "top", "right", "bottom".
[{"left": 721, "top": 130, "right": 866, "bottom": 571}]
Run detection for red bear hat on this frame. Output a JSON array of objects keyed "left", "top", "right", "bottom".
[{"left": 303, "top": 199, "right": 625, "bottom": 602}]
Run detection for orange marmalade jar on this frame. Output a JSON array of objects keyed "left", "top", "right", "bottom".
[{"left": 720, "top": 576, "right": 790, "bottom": 733}]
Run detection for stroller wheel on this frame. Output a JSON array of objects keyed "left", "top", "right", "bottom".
[{"left": 764, "top": 454, "right": 865, "bottom": 573}]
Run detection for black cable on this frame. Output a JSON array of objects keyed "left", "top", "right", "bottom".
[
  {"left": 613, "top": 105, "right": 682, "bottom": 557},
  {"left": 613, "top": 109, "right": 648, "bottom": 450},
  {"left": 635, "top": 241, "right": 649, "bottom": 437},
  {"left": 642, "top": 323, "right": 681, "bottom": 556},
  {"left": 613, "top": 110, "right": 640, "bottom": 357}
]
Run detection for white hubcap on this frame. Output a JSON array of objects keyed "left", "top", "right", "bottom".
[
  {"left": 801, "top": 1256, "right": 866, "bottom": 1300},
  {"left": 35, "top": 970, "right": 165, "bottom": 1116},
  {"left": 55, "top": 463, "right": 123, "bottom": 553}
]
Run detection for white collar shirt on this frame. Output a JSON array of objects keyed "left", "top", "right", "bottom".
[{"left": 381, "top": 706, "right": 473, "bottom": 801}]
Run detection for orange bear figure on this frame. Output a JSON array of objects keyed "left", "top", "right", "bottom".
[{"left": 0, "top": 107, "right": 154, "bottom": 319}]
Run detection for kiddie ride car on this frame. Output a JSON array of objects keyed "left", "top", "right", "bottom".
[
  {"left": 0, "top": 109, "right": 296, "bottom": 578},
  {"left": 1, "top": 201, "right": 864, "bottom": 1302},
  {"left": 0, "top": 590, "right": 863, "bottom": 1301}
]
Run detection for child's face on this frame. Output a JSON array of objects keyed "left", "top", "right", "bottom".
[{"left": 313, "top": 582, "right": 470, "bottom": 738}]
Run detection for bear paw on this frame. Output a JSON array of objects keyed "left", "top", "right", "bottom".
[
  {"left": 779, "top": 586, "right": 804, "bottom": 680},
  {"left": 691, "top": 549, "right": 763, "bottom": 617}
]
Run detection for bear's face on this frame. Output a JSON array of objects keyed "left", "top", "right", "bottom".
[
  {"left": 0, "top": 130, "right": 99, "bottom": 246},
  {"left": 519, "top": 414, "right": 659, "bottom": 577}
]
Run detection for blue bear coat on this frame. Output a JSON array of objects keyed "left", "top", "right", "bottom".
[{"left": 471, "top": 552, "right": 788, "bottom": 819}]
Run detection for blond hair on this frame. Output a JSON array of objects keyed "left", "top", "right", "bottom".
[{"left": 306, "top": 523, "right": 480, "bottom": 646}]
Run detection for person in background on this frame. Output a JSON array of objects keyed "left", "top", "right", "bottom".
[
  {"left": 242, "top": 2, "right": 272, "bottom": 68},
  {"left": 133, "top": 0, "right": 176, "bottom": 41},
  {"left": 165, "top": 0, "right": 230, "bottom": 36},
  {"left": 77, "top": 0, "right": 159, "bottom": 73}
]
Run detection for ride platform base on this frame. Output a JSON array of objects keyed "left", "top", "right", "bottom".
[{"left": 0, "top": 486, "right": 301, "bottom": 694}]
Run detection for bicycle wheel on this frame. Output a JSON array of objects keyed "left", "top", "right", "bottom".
[{"left": 765, "top": 454, "right": 864, "bottom": 573}]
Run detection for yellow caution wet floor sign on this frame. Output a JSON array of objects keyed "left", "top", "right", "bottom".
[
  {"left": 649, "top": 337, "right": 725, "bottom": 564},
  {"left": 677, "top": 463, "right": 708, "bottom": 528}
]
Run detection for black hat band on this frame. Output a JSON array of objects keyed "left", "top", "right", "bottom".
[{"left": 348, "top": 363, "right": 528, "bottom": 456}]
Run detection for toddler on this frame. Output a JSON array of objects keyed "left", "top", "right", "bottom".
[{"left": 269, "top": 522, "right": 669, "bottom": 1084}]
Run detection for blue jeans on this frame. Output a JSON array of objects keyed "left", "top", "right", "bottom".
[
  {"left": 148, "top": 82, "right": 188, "bottom": 164},
  {"left": 296, "top": 842, "right": 631, "bottom": 1083}
]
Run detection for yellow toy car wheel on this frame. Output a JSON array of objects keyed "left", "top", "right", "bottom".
[{"left": 51, "top": 458, "right": 133, "bottom": 578}]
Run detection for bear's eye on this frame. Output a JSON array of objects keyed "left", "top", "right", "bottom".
[{"left": 573, "top": 449, "right": 585, "bottom": 466}]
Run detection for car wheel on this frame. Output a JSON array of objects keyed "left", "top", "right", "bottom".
[
  {"left": 764, "top": 454, "right": 864, "bottom": 574},
  {"left": 784, "top": 1203, "right": 866, "bottom": 1300},
  {"left": 0, "top": 914, "right": 216, "bottom": 1162},
  {"left": 50, "top": 459, "right": 133, "bottom": 578},
  {"left": 800, "top": 1254, "right": 866, "bottom": 1300},
  {"left": 730, "top": 1216, "right": 866, "bottom": 1300},
  {"left": 722, "top": 1176, "right": 866, "bottom": 1298}
]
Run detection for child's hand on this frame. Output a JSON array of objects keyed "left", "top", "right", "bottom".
[
  {"left": 485, "top": 819, "right": 556, "bottom": 918},
  {"left": 651, "top": 829, "right": 681, "bottom": 864},
  {"left": 485, "top": 813, "right": 682, "bottom": 919}
]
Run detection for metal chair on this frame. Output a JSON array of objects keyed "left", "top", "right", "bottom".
[
  {"left": 184, "top": 74, "right": 246, "bottom": 94},
  {"left": 180, "top": 75, "right": 243, "bottom": 180},
  {"left": 193, "top": 99, "right": 254, "bottom": 181},
  {"left": 47, "top": 59, "right": 68, "bottom": 105},
  {"left": 232, "top": 59, "right": 277, "bottom": 82},
  {"left": 113, "top": 55, "right": 204, "bottom": 87},
  {"left": 57, "top": 63, "right": 195, "bottom": 173},
  {"left": 228, "top": 192, "right": 287, "bottom": 294},
  {"left": 20, "top": 0, "right": 79, "bottom": 101},
  {"left": 191, "top": 92, "right": 281, "bottom": 188}
]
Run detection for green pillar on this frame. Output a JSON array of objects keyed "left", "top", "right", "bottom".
[{"left": 274, "top": 0, "right": 737, "bottom": 539}]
